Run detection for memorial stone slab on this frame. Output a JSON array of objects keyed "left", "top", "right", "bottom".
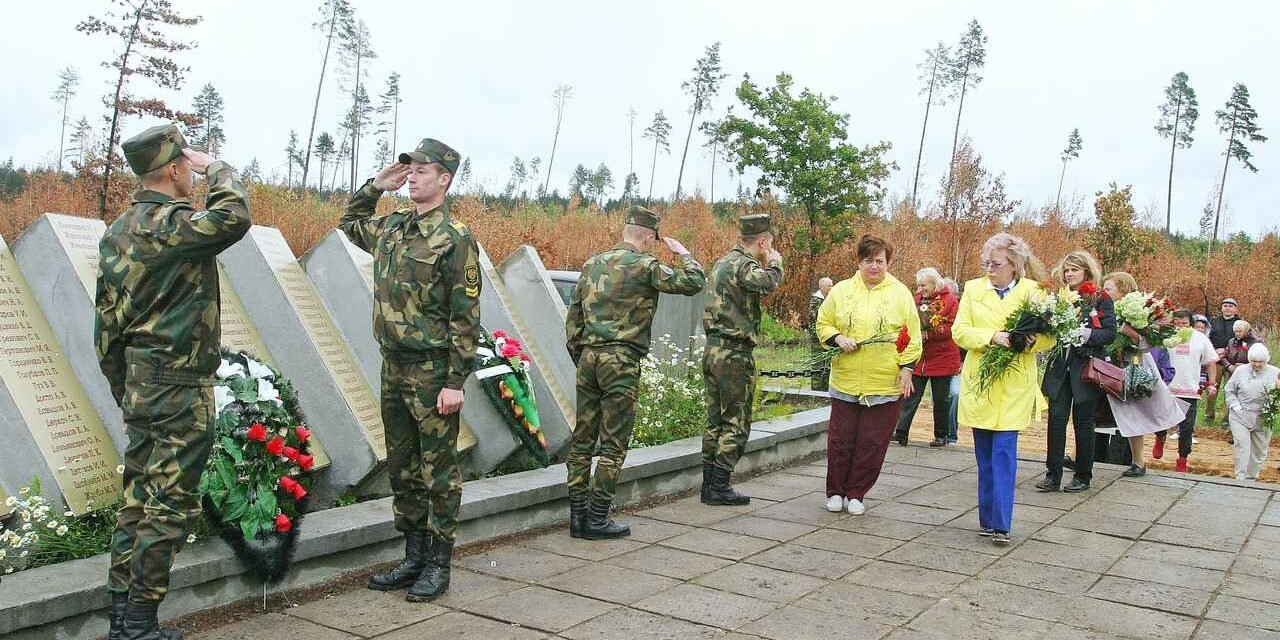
[
  {"left": 0, "top": 235, "right": 121, "bottom": 515},
  {"left": 497, "top": 245, "right": 576, "bottom": 422},
  {"left": 300, "top": 229, "right": 515, "bottom": 477},
  {"left": 0, "top": 484, "right": 10, "bottom": 517},
  {"left": 651, "top": 289, "right": 707, "bottom": 373},
  {"left": 221, "top": 226, "right": 393, "bottom": 499}
]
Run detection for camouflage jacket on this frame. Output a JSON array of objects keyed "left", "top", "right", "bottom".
[
  {"left": 94, "top": 161, "right": 252, "bottom": 402},
  {"left": 566, "top": 242, "right": 705, "bottom": 362},
  {"left": 807, "top": 292, "right": 824, "bottom": 341},
  {"left": 702, "top": 246, "right": 783, "bottom": 349},
  {"left": 340, "top": 181, "right": 481, "bottom": 390}
]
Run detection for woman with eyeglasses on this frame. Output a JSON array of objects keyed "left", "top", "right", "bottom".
[{"left": 952, "top": 233, "right": 1053, "bottom": 546}]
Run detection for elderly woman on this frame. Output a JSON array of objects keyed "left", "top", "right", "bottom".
[
  {"left": 953, "top": 233, "right": 1053, "bottom": 545},
  {"left": 892, "top": 267, "right": 962, "bottom": 447},
  {"left": 816, "top": 235, "right": 922, "bottom": 515},
  {"left": 1219, "top": 320, "right": 1261, "bottom": 375},
  {"left": 1225, "top": 343, "right": 1278, "bottom": 480},
  {"left": 1037, "top": 251, "right": 1115, "bottom": 493}
]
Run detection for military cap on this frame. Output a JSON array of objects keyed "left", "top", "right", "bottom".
[
  {"left": 121, "top": 124, "right": 188, "bottom": 176},
  {"left": 399, "top": 138, "right": 461, "bottom": 174},
  {"left": 625, "top": 206, "right": 661, "bottom": 233},
  {"left": 739, "top": 214, "right": 772, "bottom": 236}
]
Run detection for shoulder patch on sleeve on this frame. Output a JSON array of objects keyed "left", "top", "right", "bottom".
[
  {"left": 464, "top": 263, "right": 480, "bottom": 297},
  {"left": 450, "top": 220, "right": 470, "bottom": 235}
]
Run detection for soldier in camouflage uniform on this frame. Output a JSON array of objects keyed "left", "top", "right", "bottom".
[
  {"left": 341, "top": 138, "right": 480, "bottom": 603},
  {"left": 96, "top": 124, "right": 251, "bottom": 640},
  {"left": 701, "top": 215, "right": 783, "bottom": 505},
  {"left": 808, "top": 277, "right": 834, "bottom": 391},
  {"left": 565, "top": 206, "right": 705, "bottom": 539}
]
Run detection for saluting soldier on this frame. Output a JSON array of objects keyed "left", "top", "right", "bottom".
[
  {"left": 96, "top": 124, "right": 251, "bottom": 640},
  {"left": 701, "top": 214, "right": 783, "bottom": 505},
  {"left": 565, "top": 206, "right": 706, "bottom": 539},
  {"left": 340, "top": 138, "right": 480, "bottom": 602}
]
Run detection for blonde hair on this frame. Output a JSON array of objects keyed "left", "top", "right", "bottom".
[
  {"left": 981, "top": 233, "right": 1044, "bottom": 281},
  {"left": 915, "top": 267, "right": 944, "bottom": 289},
  {"left": 1234, "top": 319, "right": 1252, "bottom": 333},
  {"left": 1052, "top": 250, "right": 1103, "bottom": 287},
  {"left": 1103, "top": 271, "right": 1139, "bottom": 297}
]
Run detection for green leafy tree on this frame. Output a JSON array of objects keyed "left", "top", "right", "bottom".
[
  {"left": 588, "top": 163, "right": 614, "bottom": 206},
  {"left": 191, "top": 83, "right": 226, "bottom": 155},
  {"left": 674, "top": 42, "right": 728, "bottom": 200},
  {"left": 77, "top": 0, "right": 202, "bottom": 217},
  {"left": 301, "top": 0, "right": 354, "bottom": 190},
  {"left": 315, "top": 132, "right": 335, "bottom": 192},
  {"left": 543, "top": 84, "right": 572, "bottom": 194},
  {"left": 941, "top": 19, "right": 987, "bottom": 222},
  {"left": 568, "top": 163, "right": 592, "bottom": 200},
  {"left": 68, "top": 116, "right": 94, "bottom": 168},
  {"left": 642, "top": 110, "right": 671, "bottom": 201},
  {"left": 715, "top": 72, "right": 892, "bottom": 271},
  {"left": 51, "top": 66, "right": 79, "bottom": 172},
  {"left": 1155, "top": 72, "right": 1199, "bottom": 234},
  {"left": 1055, "top": 128, "right": 1083, "bottom": 211},
  {"left": 621, "top": 172, "right": 639, "bottom": 203},
  {"left": 910, "top": 43, "right": 949, "bottom": 210},
  {"left": 1210, "top": 83, "right": 1266, "bottom": 249},
  {"left": 1087, "top": 184, "right": 1152, "bottom": 270}
]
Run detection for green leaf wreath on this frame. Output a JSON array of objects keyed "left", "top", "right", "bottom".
[{"left": 475, "top": 328, "right": 549, "bottom": 465}]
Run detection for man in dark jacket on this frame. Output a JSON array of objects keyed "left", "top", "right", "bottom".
[{"left": 1206, "top": 298, "right": 1245, "bottom": 422}]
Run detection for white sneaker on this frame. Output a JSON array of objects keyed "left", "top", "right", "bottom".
[
  {"left": 1170, "top": 432, "right": 1180, "bottom": 440},
  {"left": 825, "top": 495, "right": 845, "bottom": 512},
  {"left": 1192, "top": 437, "right": 1200, "bottom": 444},
  {"left": 846, "top": 498, "right": 866, "bottom": 515}
]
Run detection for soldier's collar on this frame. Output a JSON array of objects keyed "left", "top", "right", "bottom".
[
  {"left": 133, "top": 189, "right": 180, "bottom": 205},
  {"left": 614, "top": 241, "right": 640, "bottom": 253},
  {"left": 412, "top": 203, "right": 447, "bottom": 235}
]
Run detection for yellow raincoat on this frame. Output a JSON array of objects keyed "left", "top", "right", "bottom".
[
  {"left": 953, "top": 277, "right": 1055, "bottom": 430},
  {"left": 815, "top": 272, "right": 923, "bottom": 397}
]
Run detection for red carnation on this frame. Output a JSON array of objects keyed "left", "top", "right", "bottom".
[
  {"left": 290, "top": 483, "right": 308, "bottom": 500},
  {"left": 895, "top": 326, "right": 911, "bottom": 353},
  {"left": 501, "top": 343, "right": 521, "bottom": 359},
  {"left": 508, "top": 338, "right": 522, "bottom": 350},
  {"left": 266, "top": 436, "right": 285, "bottom": 456},
  {"left": 246, "top": 423, "right": 268, "bottom": 442},
  {"left": 294, "top": 426, "right": 311, "bottom": 444},
  {"left": 282, "top": 446, "right": 300, "bottom": 461},
  {"left": 1078, "top": 281, "right": 1097, "bottom": 297},
  {"left": 279, "top": 476, "right": 299, "bottom": 494},
  {"left": 519, "top": 353, "right": 531, "bottom": 362},
  {"left": 492, "top": 330, "right": 508, "bottom": 339},
  {"left": 297, "top": 454, "right": 315, "bottom": 471},
  {"left": 274, "top": 513, "right": 292, "bottom": 533}
]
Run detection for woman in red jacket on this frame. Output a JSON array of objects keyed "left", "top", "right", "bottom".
[{"left": 892, "top": 267, "right": 963, "bottom": 446}]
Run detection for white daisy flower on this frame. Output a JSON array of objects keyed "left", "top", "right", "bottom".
[{"left": 56, "top": 525, "right": 68, "bottom": 536}]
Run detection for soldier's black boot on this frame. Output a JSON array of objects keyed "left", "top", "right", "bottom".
[
  {"left": 406, "top": 539, "right": 452, "bottom": 602},
  {"left": 569, "top": 495, "right": 589, "bottom": 538},
  {"left": 700, "top": 463, "right": 714, "bottom": 504},
  {"left": 368, "top": 530, "right": 430, "bottom": 591},
  {"left": 120, "top": 602, "right": 181, "bottom": 640},
  {"left": 582, "top": 499, "right": 630, "bottom": 540},
  {"left": 705, "top": 466, "right": 751, "bottom": 506},
  {"left": 107, "top": 591, "right": 129, "bottom": 640}
]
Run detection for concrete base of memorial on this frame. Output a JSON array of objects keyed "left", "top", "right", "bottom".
[{"left": 0, "top": 407, "right": 832, "bottom": 640}]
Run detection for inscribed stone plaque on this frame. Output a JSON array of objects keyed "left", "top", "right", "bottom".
[
  {"left": 0, "top": 484, "right": 10, "bottom": 517},
  {"left": 496, "top": 245, "right": 577, "bottom": 429},
  {"left": 300, "top": 229, "right": 508, "bottom": 477},
  {"left": 0, "top": 235, "right": 121, "bottom": 515}
]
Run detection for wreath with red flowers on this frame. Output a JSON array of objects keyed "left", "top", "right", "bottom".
[
  {"left": 474, "top": 327, "right": 549, "bottom": 465},
  {"left": 198, "top": 349, "right": 316, "bottom": 583}
]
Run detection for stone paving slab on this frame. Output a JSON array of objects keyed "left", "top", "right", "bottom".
[{"left": 185, "top": 445, "right": 1280, "bottom": 640}]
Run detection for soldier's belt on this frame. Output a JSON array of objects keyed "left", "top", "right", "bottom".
[
  {"left": 124, "top": 361, "right": 213, "bottom": 387},
  {"left": 382, "top": 348, "right": 449, "bottom": 366}
]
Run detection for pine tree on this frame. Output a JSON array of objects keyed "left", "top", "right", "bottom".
[
  {"left": 941, "top": 20, "right": 987, "bottom": 223},
  {"left": 456, "top": 158, "right": 473, "bottom": 193},
  {"left": 51, "top": 66, "right": 79, "bottom": 172},
  {"left": 588, "top": 163, "right": 614, "bottom": 206},
  {"left": 242, "top": 158, "right": 261, "bottom": 183},
  {"left": 1155, "top": 72, "right": 1199, "bottom": 234},
  {"left": 284, "top": 130, "right": 301, "bottom": 188},
  {"left": 643, "top": 110, "right": 672, "bottom": 201},
  {"left": 1210, "top": 83, "right": 1266, "bottom": 250},
  {"left": 376, "top": 72, "right": 402, "bottom": 156},
  {"left": 191, "top": 83, "right": 226, "bottom": 155},
  {"left": 674, "top": 42, "right": 728, "bottom": 200},
  {"left": 910, "top": 43, "right": 949, "bottom": 210},
  {"left": 568, "top": 164, "right": 591, "bottom": 199},
  {"left": 341, "top": 18, "right": 376, "bottom": 189},
  {"left": 1055, "top": 128, "right": 1083, "bottom": 211},
  {"left": 315, "top": 132, "right": 335, "bottom": 193},
  {"left": 68, "top": 116, "right": 94, "bottom": 168},
  {"left": 301, "top": 0, "right": 353, "bottom": 190},
  {"left": 543, "top": 84, "right": 572, "bottom": 194}
]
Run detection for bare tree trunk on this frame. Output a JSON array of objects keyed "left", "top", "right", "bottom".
[
  {"left": 350, "top": 51, "right": 362, "bottom": 191},
  {"left": 58, "top": 94, "right": 70, "bottom": 172},
  {"left": 941, "top": 67, "right": 970, "bottom": 222},
  {"left": 647, "top": 140, "right": 658, "bottom": 202},
  {"left": 1055, "top": 160, "right": 1067, "bottom": 212},
  {"left": 709, "top": 138, "right": 717, "bottom": 205},
  {"left": 1165, "top": 105, "right": 1181, "bottom": 235},
  {"left": 1211, "top": 121, "right": 1235, "bottom": 252},
  {"left": 97, "top": 2, "right": 146, "bottom": 219},
  {"left": 911, "top": 62, "right": 940, "bottom": 211},
  {"left": 543, "top": 97, "right": 566, "bottom": 195},
  {"left": 674, "top": 105, "right": 697, "bottom": 201},
  {"left": 302, "top": 3, "right": 340, "bottom": 191}
]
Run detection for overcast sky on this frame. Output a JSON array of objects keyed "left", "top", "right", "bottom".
[{"left": 2, "top": 0, "right": 1275, "bottom": 236}]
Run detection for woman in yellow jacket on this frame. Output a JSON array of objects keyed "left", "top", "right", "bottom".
[
  {"left": 953, "top": 232, "right": 1054, "bottom": 545},
  {"left": 816, "top": 235, "right": 922, "bottom": 515}
]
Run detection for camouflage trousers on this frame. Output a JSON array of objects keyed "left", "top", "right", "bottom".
[
  {"left": 382, "top": 357, "right": 462, "bottom": 543},
  {"left": 108, "top": 374, "right": 213, "bottom": 604},
  {"left": 566, "top": 346, "right": 641, "bottom": 506},
  {"left": 702, "top": 345, "right": 757, "bottom": 472},
  {"left": 810, "top": 340, "right": 829, "bottom": 391}
]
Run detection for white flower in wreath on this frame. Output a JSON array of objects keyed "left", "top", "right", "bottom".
[
  {"left": 257, "top": 378, "right": 282, "bottom": 405},
  {"left": 245, "top": 358, "right": 274, "bottom": 381},
  {"left": 216, "top": 359, "right": 246, "bottom": 380},
  {"left": 213, "top": 385, "right": 236, "bottom": 414}
]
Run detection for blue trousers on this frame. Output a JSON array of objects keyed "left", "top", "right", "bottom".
[{"left": 973, "top": 428, "right": 1018, "bottom": 533}]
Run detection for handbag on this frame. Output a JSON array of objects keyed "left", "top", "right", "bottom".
[{"left": 1082, "top": 357, "right": 1125, "bottom": 400}]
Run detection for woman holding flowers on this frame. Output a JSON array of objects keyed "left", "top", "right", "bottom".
[
  {"left": 1036, "top": 251, "right": 1115, "bottom": 494},
  {"left": 892, "top": 267, "right": 962, "bottom": 447},
  {"left": 1224, "top": 343, "right": 1278, "bottom": 480},
  {"left": 953, "top": 233, "right": 1053, "bottom": 545},
  {"left": 816, "top": 234, "right": 922, "bottom": 516},
  {"left": 1101, "top": 272, "right": 1189, "bottom": 477}
]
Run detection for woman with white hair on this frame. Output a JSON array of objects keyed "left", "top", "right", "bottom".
[
  {"left": 1224, "top": 343, "right": 1278, "bottom": 480},
  {"left": 892, "top": 267, "right": 962, "bottom": 447}
]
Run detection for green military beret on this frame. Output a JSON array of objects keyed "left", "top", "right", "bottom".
[
  {"left": 399, "top": 138, "right": 461, "bottom": 174},
  {"left": 625, "top": 206, "right": 661, "bottom": 233},
  {"left": 739, "top": 214, "right": 772, "bottom": 236},
  {"left": 121, "top": 124, "right": 188, "bottom": 176}
]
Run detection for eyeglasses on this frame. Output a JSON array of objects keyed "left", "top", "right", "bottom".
[{"left": 980, "top": 260, "right": 1007, "bottom": 271}]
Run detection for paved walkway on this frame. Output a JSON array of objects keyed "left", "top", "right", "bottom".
[{"left": 190, "top": 445, "right": 1280, "bottom": 640}]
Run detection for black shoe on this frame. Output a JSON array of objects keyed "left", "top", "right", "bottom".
[
  {"left": 929, "top": 438, "right": 946, "bottom": 447},
  {"left": 121, "top": 602, "right": 182, "bottom": 640},
  {"left": 1034, "top": 477, "right": 1060, "bottom": 492},
  {"left": 894, "top": 433, "right": 909, "bottom": 446},
  {"left": 581, "top": 499, "right": 630, "bottom": 540},
  {"left": 991, "top": 532, "right": 1011, "bottom": 546},
  {"left": 1063, "top": 479, "right": 1090, "bottom": 493},
  {"left": 569, "top": 496, "right": 588, "bottom": 538},
  {"left": 368, "top": 531, "right": 430, "bottom": 591},
  {"left": 1062, "top": 455, "right": 1076, "bottom": 471},
  {"left": 406, "top": 539, "right": 452, "bottom": 602},
  {"left": 700, "top": 463, "right": 714, "bottom": 504},
  {"left": 704, "top": 466, "right": 750, "bottom": 506},
  {"left": 1122, "top": 464, "right": 1146, "bottom": 477},
  {"left": 108, "top": 591, "right": 128, "bottom": 640}
]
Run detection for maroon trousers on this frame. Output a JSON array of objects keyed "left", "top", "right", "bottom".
[{"left": 826, "top": 398, "right": 902, "bottom": 500}]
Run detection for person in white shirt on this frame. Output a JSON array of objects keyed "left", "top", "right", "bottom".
[
  {"left": 1224, "top": 343, "right": 1278, "bottom": 480},
  {"left": 1157, "top": 309, "right": 1219, "bottom": 472}
]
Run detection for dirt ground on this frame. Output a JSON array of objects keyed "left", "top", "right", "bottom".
[{"left": 902, "top": 399, "right": 1280, "bottom": 484}]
